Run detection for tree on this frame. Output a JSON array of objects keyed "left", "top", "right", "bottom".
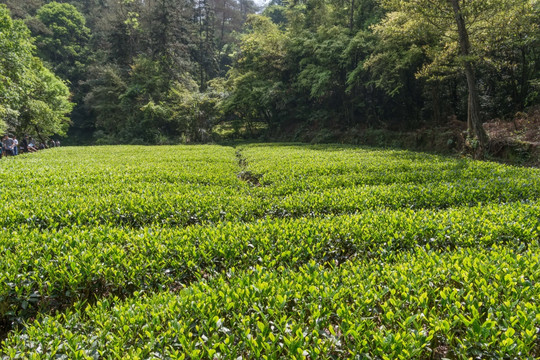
[
  {"left": 448, "top": 0, "right": 487, "bottom": 149},
  {"left": 165, "top": 77, "right": 228, "bottom": 141},
  {"left": 195, "top": 0, "right": 218, "bottom": 89},
  {"left": 146, "top": 0, "right": 195, "bottom": 80},
  {"left": 0, "top": 4, "right": 35, "bottom": 132},
  {"left": 0, "top": 0, "right": 43, "bottom": 19},
  {"left": 33, "top": 2, "right": 91, "bottom": 84},
  {"left": 373, "top": 0, "right": 500, "bottom": 151},
  {"left": 374, "top": 0, "right": 540, "bottom": 153},
  {"left": 29, "top": 2, "right": 91, "bottom": 141},
  {"left": 0, "top": 5, "right": 73, "bottom": 138},
  {"left": 476, "top": 0, "right": 540, "bottom": 113},
  {"left": 225, "top": 15, "right": 289, "bottom": 128},
  {"left": 83, "top": 64, "right": 128, "bottom": 137},
  {"left": 18, "top": 59, "right": 74, "bottom": 140}
]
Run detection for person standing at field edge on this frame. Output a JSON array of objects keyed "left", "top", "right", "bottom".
[
  {"left": 13, "top": 136, "right": 18, "bottom": 155},
  {"left": 2, "top": 135, "right": 14, "bottom": 156},
  {"left": 20, "top": 136, "right": 28, "bottom": 153}
]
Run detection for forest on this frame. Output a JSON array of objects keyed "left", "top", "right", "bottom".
[
  {"left": 0, "top": 0, "right": 539, "bottom": 153},
  {"left": 2, "top": 1, "right": 540, "bottom": 357}
]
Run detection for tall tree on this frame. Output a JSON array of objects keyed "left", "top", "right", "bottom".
[
  {"left": 146, "top": 0, "right": 195, "bottom": 80},
  {"left": 0, "top": 0, "right": 43, "bottom": 18},
  {"left": 0, "top": 5, "right": 33, "bottom": 132},
  {"left": 0, "top": 5, "right": 73, "bottom": 137},
  {"left": 448, "top": 0, "right": 487, "bottom": 149},
  {"left": 371, "top": 0, "right": 540, "bottom": 152},
  {"left": 32, "top": 2, "right": 91, "bottom": 84},
  {"left": 225, "top": 15, "right": 289, "bottom": 128},
  {"left": 29, "top": 2, "right": 91, "bottom": 141},
  {"left": 18, "top": 59, "right": 74, "bottom": 140},
  {"left": 195, "top": 0, "right": 218, "bottom": 88},
  {"left": 373, "top": 0, "right": 498, "bottom": 151}
]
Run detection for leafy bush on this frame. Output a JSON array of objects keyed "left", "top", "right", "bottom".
[
  {"left": 0, "top": 144, "right": 539, "bottom": 358},
  {"left": 4, "top": 247, "right": 540, "bottom": 358}
]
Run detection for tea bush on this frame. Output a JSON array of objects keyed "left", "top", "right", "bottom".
[
  {"left": 1, "top": 144, "right": 539, "bottom": 358},
  {"left": 4, "top": 247, "right": 540, "bottom": 359}
]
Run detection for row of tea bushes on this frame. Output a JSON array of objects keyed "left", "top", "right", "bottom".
[
  {"left": 2, "top": 144, "right": 539, "bottom": 358},
  {"left": 240, "top": 144, "right": 540, "bottom": 193},
  {"left": 2, "top": 175, "right": 539, "bottom": 230},
  {"left": 3, "top": 246, "right": 539, "bottom": 359},
  {"left": 1, "top": 201, "right": 538, "bottom": 329},
  {"left": 1, "top": 145, "right": 538, "bottom": 229},
  {"left": 0, "top": 146, "right": 242, "bottom": 188}
]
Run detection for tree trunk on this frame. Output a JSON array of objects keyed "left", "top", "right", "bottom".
[
  {"left": 431, "top": 82, "right": 442, "bottom": 125},
  {"left": 220, "top": 0, "right": 227, "bottom": 49},
  {"left": 349, "top": 0, "right": 354, "bottom": 32},
  {"left": 518, "top": 47, "right": 529, "bottom": 111},
  {"left": 198, "top": 0, "right": 205, "bottom": 89},
  {"left": 449, "top": 0, "right": 488, "bottom": 153},
  {"left": 34, "top": 125, "right": 46, "bottom": 144}
]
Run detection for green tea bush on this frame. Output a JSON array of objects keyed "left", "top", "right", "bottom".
[
  {"left": 1, "top": 201, "right": 538, "bottom": 326},
  {"left": 1, "top": 144, "right": 539, "bottom": 358},
  {"left": 3, "top": 247, "right": 539, "bottom": 359},
  {"left": 1, "top": 145, "right": 538, "bottom": 229}
]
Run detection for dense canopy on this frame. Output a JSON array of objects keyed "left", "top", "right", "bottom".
[
  {"left": 0, "top": 5, "right": 72, "bottom": 138},
  {"left": 0, "top": 0, "right": 537, "bottom": 146}
]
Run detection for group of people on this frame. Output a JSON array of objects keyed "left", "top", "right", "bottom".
[{"left": 1, "top": 134, "right": 60, "bottom": 158}]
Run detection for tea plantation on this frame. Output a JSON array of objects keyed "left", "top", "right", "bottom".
[{"left": 1, "top": 144, "right": 539, "bottom": 359}]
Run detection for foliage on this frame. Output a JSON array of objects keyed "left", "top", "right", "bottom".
[
  {"left": 219, "top": 0, "right": 539, "bottom": 137},
  {"left": 0, "top": 5, "right": 73, "bottom": 138},
  {"left": 0, "top": 199, "right": 538, "bottom": 330},
  {"left": 4, "top": 246, "right": 540, "bottom": 358},
  {"left": 0, "top": 145, "right": 539, "bottom": 358},
  {"left": 0, "top": 144, "right": 538, "bottom": 229},
  {"left": 83, "top": 64, "right": 127, "bottom": 138},
  {"left": 370, "top": 0, "right": 539, "bottom": 106},
  {"left": 32, "top": 1, "right": 90, "bottom": 84},
  {"left": 1, "top": 0, "right": 539, "bottom": 143},
  {"left": 0, "top": 144, "right": 539, "bottom": 356},
  {"left": 165, "top": 77, "right": 228, "bottom": 142},
  {"left": 224, "top": 15, "right": 289, "bottom": 130},
  {"left": 84, "top": 58, "right": 228, "bottom": 144},
  {"left": 17, "top": 58, "right": 74, "bottom": 138},
  {"left": 0, "top": 5, "right": 34, "bottom": 132}
]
